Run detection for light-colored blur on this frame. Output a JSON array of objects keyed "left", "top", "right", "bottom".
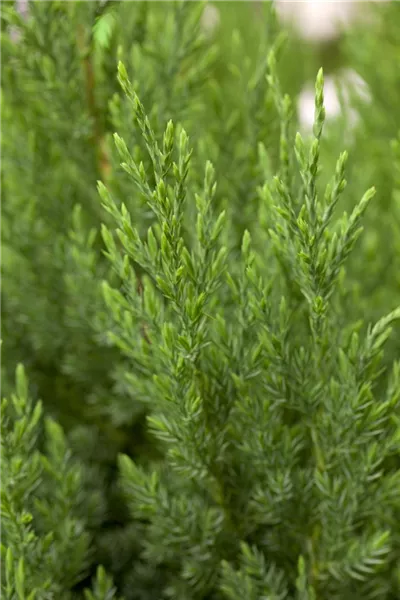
[
  {"left": 274, "top": 0, "right": 380, "bottom": 134},
  {"left": 275, "top": 0, "right": 359, "bottom": 42},
  {"left": 298, "top": 69, "right": 371, "bottom": 138}
]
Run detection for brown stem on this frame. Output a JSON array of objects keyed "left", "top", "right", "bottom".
[
  {"left": 77, "top": 24, "right": 111, "bottom": 182},
  {"left": 77, "top": 25, "right": 149, "bottom": 343}
]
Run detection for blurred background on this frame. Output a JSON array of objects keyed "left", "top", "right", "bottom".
[
  {"left": 201, "top": 0, "right": 384, "bottom": 132},
  {"left": 12, "top": 0, "right": 388, "bottom": 135}
]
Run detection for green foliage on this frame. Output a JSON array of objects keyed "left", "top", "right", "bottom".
[
  {"left": 84, "top": 566, "right": 123, "bottom": 600},
  {"left": 106, "top": 60, "right": 400, "bottom": 600},
  {"left": 1, "top": 365, "right": 117, "bottom": 599},
  {"left": 2, "top": 1, "right": 400, "bottom": 599}
]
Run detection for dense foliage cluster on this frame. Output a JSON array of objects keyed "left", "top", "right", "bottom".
[{"left": 2, "top": 2, "right": 400, "bottom": 599}]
